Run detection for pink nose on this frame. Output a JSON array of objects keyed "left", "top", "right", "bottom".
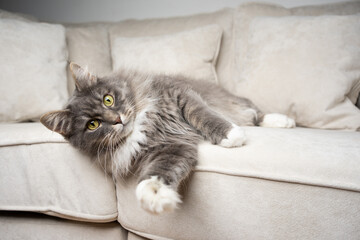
[{"left": 114, "top": 116, "right": 122, "bottom": 125}]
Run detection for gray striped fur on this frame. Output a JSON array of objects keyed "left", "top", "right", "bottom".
[{"left": 41, "top": 64, "right": 263, "bottom": 194}]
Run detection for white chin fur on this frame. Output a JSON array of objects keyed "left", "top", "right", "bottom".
[
  {"left": 219, "top": 124, "right": 246, "bottom": 148},
  {"left": 260, "top": 113, "right": 296, "bottom": 128},
  {"left": 136, "top": 176, "right": 181, "bottom": 214}
]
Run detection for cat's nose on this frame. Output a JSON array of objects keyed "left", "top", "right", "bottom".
[{"left": 113, "top": 116, "right": 122, "bottom": 125}]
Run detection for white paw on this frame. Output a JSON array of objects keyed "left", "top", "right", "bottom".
[
  {"left": 136, "top": 176, "right": 181, "bottom": 214},
  {"left": 219, "top": 124, "right": 246, "bottom": 148},
  {"left": 260, "top": 113, "right": 296, "bottom": 128}
]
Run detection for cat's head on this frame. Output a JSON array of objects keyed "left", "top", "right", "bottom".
[{"left": 41, "top": 63, "right": 137, "bottom": 157}]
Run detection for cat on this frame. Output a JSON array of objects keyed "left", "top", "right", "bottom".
[{"left": 41, "top": 63, "right": 295, "bottom": 214}]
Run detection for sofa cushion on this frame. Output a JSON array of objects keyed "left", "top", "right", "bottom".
[
  {"left": 115, "top": 127, "right": 360, "bottom": 239},
  {"left": 234, "top": 14, "right": 360, "bottom": 130},
  {"left": 65, "top": 23, "right": 113, "bottom": 94},
  {"left": 111, "top": 25, "right": 222, "bottom": 83},
  {"left": 0, "top": 19, "right": 68, "bottom": 122},
  {"left": 0, "top": 123, "right": 118, "bottom": 223},
  {"left": 0, "top": 212, "right": 127, "bottom": 240},
  {"left": 109, "top": 8, "right": 235, "bottom": 91},
  {"left": 233, "top": 3, "right": 360, "bottom": 131}
]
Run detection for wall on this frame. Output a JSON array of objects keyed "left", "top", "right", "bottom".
[{"left": 0, "top": 0, "right": 356, "bottom": 23}]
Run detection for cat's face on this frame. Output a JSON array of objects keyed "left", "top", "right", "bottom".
[{"left": 41, "top": 63, "right": 137, "bottom": 157}]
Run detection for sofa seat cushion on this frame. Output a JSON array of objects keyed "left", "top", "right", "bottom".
[
  {"left": 197, "top": 127, "right": 360, "bottom": 191},
  {"left": 0, "top": 123, "right": 118, "bottom": 223},
  {"left": 0, "top": 212, "right": 127, "bottom": 240},
  {"left": 115, "top": 127, "right": 360, "bottom": 240}
]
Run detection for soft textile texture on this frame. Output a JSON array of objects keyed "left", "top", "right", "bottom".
[
  {"left": 109, "top": 8, "right": 234, "bottom": 90},
  {"left": 0, "top": 123, "right": 118, "bottom": 222},
  {"left": 127, "top": 232, "right": 149, "bottom": 240},
  {"left": 116, "top": 126, "right": 360, "bottom": 240},
  {"left": 0, "top": 19, "right": 68, "bottom": 122},
  {"left": 0, "top": 212, "right": 127, "bottom": 240},
  {"left": 234, "top": 14, "right": 360, "bottom": 130},
  {"left": 65, "top": 24, "right": 113, "bottom": 94},
  {"left": 234, "top": 2, "right": 360, "bottom": 101},
  {"left": 111, "top": 25, "right": 222, "bottom": 83}
]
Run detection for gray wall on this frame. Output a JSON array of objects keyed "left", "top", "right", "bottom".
[{"left": 0, "top": 0, "right": 356, "bottom": 23}]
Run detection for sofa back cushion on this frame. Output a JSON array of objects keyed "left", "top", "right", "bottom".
[
  {"left": 232, "top": 2, "right": 360, "bottom": 130},
  {"left": 0, "top": 18, "right": 68, "bottom": 122},
  {"left": 111, "top": 25, "right": 222, "bottom": 83},
  {"left": 65, "top": 23, "right": 113, "bottom": 94},
  {"left": 65, "top": 9, "right": 234, "bottom": 94},
  {"left": 109, "top": 8, "right": 235, "bottom": 90}
]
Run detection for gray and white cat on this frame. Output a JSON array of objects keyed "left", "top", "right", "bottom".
[{"left": 41, "top": 63, "right": 295, "bottom": 214}]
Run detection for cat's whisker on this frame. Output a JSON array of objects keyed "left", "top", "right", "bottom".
[
  {"left": 41, "top": 65, "right": 275, "bottom": 215},
  {"left": 96, "top": 131, "right": 113, "bottom": 173}
]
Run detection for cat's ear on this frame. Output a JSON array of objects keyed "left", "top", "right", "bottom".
[
  {"left": 40, "top": 110, "right": 73, "bottom": 137},
  {"left": 69, "top": 62, "right": 97, "bottom": 91}
]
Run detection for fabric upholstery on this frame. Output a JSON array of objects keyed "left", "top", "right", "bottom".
[
  {"left": 234, "top": 14, "right": 360, "bottom": 130},
  {"left": 233, "top": 3, "right": 360, "bottom": 130},
  {"left": 0, "top": 212, "right": 127, "bottom": 240},
  {"left": 128, "top": 232, "right": 150, "bottom": 240},
  {"left": 0, "top": 19, "right": 68, "bottom": 122},
  {"left": 65, "top": 23, "right": 113, "bottom": 94},
  {"left": 0, "top": 123, "right": 118, "bottom": 223},
  {"left": 1, "top": 2, "right": 360, "bottom": 239},
  {"left": 111, "top": 25, "right": 222, "bottom": 83},
  {"left": 109, "top": 8, "right": 234, "bottom": 91},
  {"left": 292, "top": 1, "right": 360, "bottom": 111},
  {"left": 116, "top": 127, "right": 360, "bottom": 240}
]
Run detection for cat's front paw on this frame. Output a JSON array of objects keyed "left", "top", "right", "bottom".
[
  {"left": 260, "top": 113, "right": 296, "bottom": 128},
  {"left": 219, "top": 124, "right": 246, "bottom": 148},
  {"left": 136, "top": 176, "right": 181, "bottom": 214}
]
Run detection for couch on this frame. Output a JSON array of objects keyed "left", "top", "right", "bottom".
[{"left": 1, "top": 1, "right": 360, "bottom": 239}]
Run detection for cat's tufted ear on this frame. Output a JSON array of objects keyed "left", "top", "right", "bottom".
[
  {"left": 40, "top": 110, "right": 73, "bottom": 138},
  {"left": 69, "top": 62, "right": 97, "bottom": 91}
]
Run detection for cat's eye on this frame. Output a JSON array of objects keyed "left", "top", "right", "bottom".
[
  {"left": 87, "top": 119, "right": 100, "bottom": 130},
  {"left": 103, "top": 94, "right": 114, "bottom": 107}
]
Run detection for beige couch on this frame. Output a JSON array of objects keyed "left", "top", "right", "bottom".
[{"left": 1, "top": 2, "right": 360, "bottom": 240}]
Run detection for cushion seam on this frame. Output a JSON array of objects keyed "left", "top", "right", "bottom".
[
  {"left": 194, "top": 166, "right": 360, "bottom": 193},
  {"left": 0, "top": 206, "right": 118, "bottom": 223},
  {"left": 0, "top": 140, "right": 67, "bottom": 147}
]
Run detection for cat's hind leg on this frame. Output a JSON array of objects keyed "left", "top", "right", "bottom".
[{"left": 259, "top": 113, "right": 296, "bottom": 128}]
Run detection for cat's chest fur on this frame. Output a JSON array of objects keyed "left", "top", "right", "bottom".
[
  {"left": 111, "top": 89, "right": 198, "bottom": 176},
  {"left": 112, "top": 106, "right": 152, "bottom": 176}
]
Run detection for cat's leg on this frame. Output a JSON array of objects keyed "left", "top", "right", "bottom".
[
  {"left": 224, "top": 95, "right": 295, "bottom": 128},
  {"left": 135, "top": 143, "right": 197, "bottom": 214},
  {"left": 258, "top": 113, "right": 296, "bottom": 128},
  {"left": 204, "top": 91, "right": 295, "bottom": 128},
  {"left": 178, "top": 90, "right": 246, "bottom": 148}
]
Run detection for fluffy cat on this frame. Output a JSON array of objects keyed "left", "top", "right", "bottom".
[{"left": 41, "top": 63, "right": 295, "bottom": 214}]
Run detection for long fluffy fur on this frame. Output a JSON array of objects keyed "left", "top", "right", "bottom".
[{"left": 41, "top": 67, "right": 273, "bottom": 213}]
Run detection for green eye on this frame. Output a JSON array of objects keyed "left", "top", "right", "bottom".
[
  {"left": 87, "top": 119, "right": 100, "bottom": 130},
  {"left": 103, "top": 94, "right": 114, "bottom": 107}
]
